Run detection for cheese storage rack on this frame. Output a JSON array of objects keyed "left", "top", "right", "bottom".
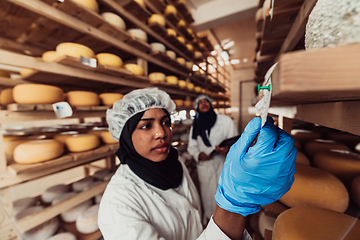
[{"left": 0, "top": 0, "right": 230, "bottom": 239}]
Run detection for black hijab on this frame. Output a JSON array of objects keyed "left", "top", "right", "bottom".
[
  {"left": 191, "top": 100, "right": 217, "bottom": 147},
  {"left": 116, "top": 110, "right": 183, "bottom": 190}
]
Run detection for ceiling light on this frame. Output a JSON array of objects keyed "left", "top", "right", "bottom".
[
  {"left": 211, "top": 50, "right": 217, "bottom": 56},
  {"left": 214, "top": 44, "right": 220, "bottom": 50},
  {"left": 221, "top": 51, "right": 229, "bottom": 61},
  {"left": 192, "top": 65, "right": 199, "bottom": 71},
  {"left": 229, "top": 49, "right": 236, "bottom": 54},
  {"left": 223, "top": 41, "right": 234, "bottom": 50},
  {"left": 225, "top": 60, "right": 230, "bottom": 65},
  {"left": 243, "top": 58, "right": 248, "bottom": 62},
  {"left": 230, "top": 59, "right": 240, "bottom": 64},
  {"left": 218, "top": 60, "right": 224, "bottom": 66}
]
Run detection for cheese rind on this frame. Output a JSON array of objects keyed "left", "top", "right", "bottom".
[
  {"left": 305, "top": 139, "right": 350, "bottom": 158},
  {"left": 72, "top": 176, "right": 95, "bottom": 192},
  {"left": 164, "top": 5, "right": 177, "bottom": 15},
  {"left": 149, "top": 72, "right": 166, "bottom": 82},
  {"left": 150, "top": 42, "right": 166, "bottom": 53},
  {"left": 166, "top": 76, "right": 178, "bottom": 85},
  {"left": 66, "top": 90, "right": 100, "bottom": 107},
  {"left": 0, "top": 88, "right": 14, "bottom": 105},
  {"left": 76, "top": 204, "right": 100, "bottom": 234},
  {"left": 124, "top": 64, "right": 144, "bottom": 76},
  {"left": 56, "top": 42, "right": 95, "bottom": 59},
  {"left": 101, "top": 12, "right": 126, "bottom": 30},
  {"left": 65, "top": 134, "right": 100, "bottom": 152},
  {"left": 176, "top": 57, "right": 186, "bottom": 66},
  {"left": 96, "top": 53, "right": 123, "bottom": 67},
  {"left": 178, "top": 80, "right": 187, "bottom": 88},
  {"left": 101, "top": 131, "right": 118, "bottom": 144},
  {"left": 42, "top": 51, "right": 58, "bottom": 62},
  {"left": 167, "top": 28, "right": 177, "bottom": 36},
  {"left": 13, "top": 84, "right": 64, "bottom": 104},
  {"left": 99, "top": 93, "right": 123, "bottom": 106},
  {"left": 41, "top": 184, "right": 70, "bottom": 204},
  {"left": 148, "top": 14, "right": 166, "bottom": 27},
  {"left": 72, "top": 0, "right": 99, "bottom": 12},
  {"left": 166, "top": 50, "right": 176, "bottom": 60},
  {"left": 127, "top": 29, "right": 148, "bottom": 42}
]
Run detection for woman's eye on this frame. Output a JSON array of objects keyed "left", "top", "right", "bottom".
[
  {"left": 163, "top": 119, "right": 171, "bottom": 126},
  {"left": 140, "top": 123, "right": 151, "bottom": 129}
]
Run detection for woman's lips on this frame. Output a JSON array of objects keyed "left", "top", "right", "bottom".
[{"left": 153, "top": 143, "right": 169, "bottom": 153}]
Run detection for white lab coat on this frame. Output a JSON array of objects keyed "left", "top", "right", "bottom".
[
  {"left": 187, "top": 114, "right": 238, "bottom": 220},
  {"left": 98, "top": 160, "right": 251, "bottom": 240}
]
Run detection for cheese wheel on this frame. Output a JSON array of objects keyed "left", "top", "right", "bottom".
[
  {"left": 16, "top": 206, "right": 59, "bottom": 240},
  {"left": 176, "top": 57, "right": 186, "bottom": 66},
  {"left": 42, "top": 51, "right": 58, "bottom": 62},
  {"left": 20, "top": 68, "right": 35, "bottom": 77},
  {"left": 199, "top": 42, "right": 205, "bottom": 49},
  {"left": 65, "top": 134, "right": 100, "bottom": 152},
  {"left": 83, "top": 181, "right": 102, "bottom": 191},
  {"left": 127, "top": 28, "right": 147, "bottom": 42},
  {"left": 187, "top": 82, "right": 194, "bottom": 90},
  {"left": 173, "top": 99, "right": 183, "bottom": 107},
  {"left": 13, "top": 197, "right": 37, "bottom": 216},
  {"left": 194, "top": 51, "right": 202, "bottom": 59},
  {"left": 187, "top": 27, "right": 193, "bottom": 35},
  {"left": 166, "top": 76, "right": 178, "bottom": 85},
  {"left": 177, "top": 36, "right": 185, "bottom": 44},
  {"left": 124, "top": 63, "right": 144, "bottom": 76},
  {"left": 4, "top": 135, "right": 46, "bottom": 163},
  {"left": 194, "top": 86, "right": 202, "bottom": 92},
  {"left": 52, "top": 191, "right": 77, "bottom": 205},
  {"left": 0, "top": 69, "right": 10, "bottom": 77},
  {"left": 272, "top": 206, "right": 360, "bottom": 240},
  {"left": 47, "top": 232, "right": 77, "bottom": 240},
  {"left": 185, "top": 61, "right": 193, "bottom": 69},
  {"left": 178, "top": 80, "right": 187, "bottom": 88},
  {"left": 72, "top": 0, "right": 99, "bottom": 12},
  {"left": 66, "top": 90, "right": 100, "bottom": 106},
  {"left": 72, "top": 176, "right": 95, "bottom": 192},
  {"left": 291, "top": 129, "right": 322, "bottom": 144},
  {"left": 184, "top": 100, "right": 192, "bottom": 107},
  {"left": 295, "top": 151, "right": 310, "bottom": 165},
  {"left": 313, "top": 149, "right": 360, "bottom": 186},
  {"left": 53, "top": 131, "right": 78, "bottom": 144},
  {"left": 14, "top": 139, "right": 64, "bottom": 164},
  {"left": 185, "top": 43, "right": 193, "bottom": 51},
  {"left": 41, "top": 184, "right": 70, "bottom": 204},
  {"left": 149, "top": 72, "right": 166, "bottom": 82},
  {"left": 88, "top": 128, "right": 108, "bottom": 136},
  {"left": 167, "top": 28, "right": 177, "bottom": 36},
  {"left": 99, "top": 93, "right": 123, "bottom": 106},
  {"left": 76, "top": 204, "right": 100, "bottom": 234},
  {"left": 166, "top": 50, "right": 176, "bottom": 60},
  {"left": 100, "top": 131, "right": 118, "bottom": 144},
  {"left": 13, "top": 84, "right": 64, "bottom": 104},
  {"left": 177, "top": 19, "right": 186, "bottom": 28},
  {"left": 96, "top": 53, "right": 123, "bottom": 67},
  {"left": 92, "top": 169, "right": 111, "bottom": 181},
  {"left": 101, "top": 12, "right": 126, "bottom": 30},
  {"left": 148, "top": 14, "right": 166, "bottom": 27},
  {"left": 304, "top": 139, "right": 350, "bottom": 158},
  {"left": 258, "top": 211, "right": 276, "bottom": 239},
  {"left": 351, "top": 175, "right": 360, "bottom": 208},
  {"left": 356, "top": 142, "right": 360, "bottom": 153},
  {"left": 279, "top": 164, "right": 349, "bottom": 213},
  {"left": 0, "top": 88, "right": 14, "bottom": 105},
  {"left": 56, "top": 42, "right": 95, "bottom": 59},
  {"left": 150, "top": 42, "right": 166, "bottom": 53},
  {"left": 134, "top": 0, "right": 145, "bottom": 8},
  {"left": 164, "top": 5, "right": 177, "bottom": 15}
]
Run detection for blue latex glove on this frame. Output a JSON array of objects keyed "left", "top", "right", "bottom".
[{"left": 215, "top": 116, "right": 297, "bottom": 216}]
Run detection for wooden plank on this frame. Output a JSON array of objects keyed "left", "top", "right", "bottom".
[
  {"left": 0, "top": 36, "right": 45, "bottom": 56},
  {"left": 147, "top": 0, "right": 166, "bottom": 12},
  {"left": 56, "top": 55, "right": 97, "bottom": 71},
  {"left": 75, "top": 34, "right": 112, "bottom": 53},
  {"left": 148, "top": 22, "right": 167, "bottom": 37},
  {"left": 164, "top": 11, "right": 180, "bottom": 25},
  {"left": 6, "top": 103, "right": 54, "bottom": 111},
  {"left": 96, "top": 64, "right": 132, "bottom": 78},
  {"left": 97, "top": 21, "right": 130, "bottom": 42},
  {"left": 125, "top": 38, "right": 151, "bottom": 53},
  {"left": 114, "top": 0, "right": 151, "bottom": 21},
  {"left": 0, "top": 188, "right": 17, "bottom": 240},
  {"left": 260, "top": 39, "right": 284, "bottom": 56}
]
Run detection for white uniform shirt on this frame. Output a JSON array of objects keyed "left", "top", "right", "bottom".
[{"left": 98, "top": 161, "right": 250, "bottom": 240}]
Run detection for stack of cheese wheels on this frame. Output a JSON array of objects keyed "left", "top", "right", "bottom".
[
  {"left": 279, "top": 164, "right": 349, "bottom": 213},
  {"left": 13, "top": 197, "right": 37, "bottom": 216},
  {"left": 53, "top": 131, "right": 78, "bottom": 144},
  {"left": 290, "top": 129, "right": 322, "bottom": 145},
  {"left": 52, "top": 192, "right": 93, "bottom": 223},
  {"left": 166, "top": 50, "right": 176, "bottom": 60},
  {"left": 185, "top": 61, "right": 193, "bottom": 70},
  {"left": 124, "top": 63, "right": 144, "bottom": 76},
  {"left": 72, "top": 176, "right": 95, "bottom": 192},
  {"left": 194, "top": 86, "right": 202, "bottom": 92},
  {"left": 258, "top": 211, "right": 276, "bottom": 239},
  {"left": 148, "top": 14, "right": 166, "bottom": 27},
  {"left": 66, "top": 90, "right": 100, "bottom": 106},
  {"left": 351, "top": 175, "right": 360, "bottom": 207},
  {"left": 72, "top": 0, "right": 99, "bottom": 12},
  {"left": 65, "top": 134, "right": 100, "bottom": 152},
  {"left": 101, "top": 12, "right": 126, "bottom": 30},
  {"left": 194, "top": 51, "right": 202, "bottom": 59},
  {"left": 0, "top": 88, "right": 14, "bottom": 105},
  {"left": 42, "top": 51, "right": 58, "bottom": 62},
  {"left": 177, "top": 36, "right": 185, "bottom": 44},
  {"left": 99, "top": 93, "right": 123, "bottom": 106},
  {"left": 134, "top": 0, "right": 145, "bottom": 8},
  {"left": 150, "top": 42, "right": 166, "bottom": 53},
  {"left": 92, "top": 169, "right": 111, "bottom": 181},
  {"left": 164, "top": 5, "right": 177, "bottom": 15},
  {"left": 187, "top": 82, "right": 194, "bottom": 90},
  {"left": 184, "top": 100, "right": 192, "bottom": 107},
  {"left": 313, "top": 149, "right": 360, "bottom": 186},
  {"left": 166, "top": 75, "right": 178, "bottom": 85},
  {"left": 127, "top": 28, "right": 148, "bottom": 42},
  {"left": 76, "top": 204, "right": 100, "bottom": 234},
  {"left": 176, "top": 57, "right": 186, "bottom": 66},
  {"left": 14, "top": 139, "right": 64, "bottom": 164},
  {"left": 295, "top": 151, "right": 310, "bottom": 165},
  {"left": 178, "top": 80, "right": 187, "bottom": 88},
  {"left": 167, "top": 28, "right": 177, "bottom": 37},
  {"left": 173, "top": 99, "right": 184, "bottom": 107},
  {"left": 15, "top": 206, "right": 59, "bottom": 240},
  {"left": 4, "top": 135, "right": 46, "bottom": 163},
  {"left": 13, "top": 84, "right": 64, "bottom": 104},
  {"left": 149, "top": 72, "right": 166, "bottom": 82},
  {"left": 304, "top": 139, "right": 350, "bottom": 158},
  {"left": 272, "top": 206, "right": 360, "bottom": 240},
  {"left": 56, "top": 42, "right": 95, "bottom": 59},
  {"left": 47, "top": 232, "right": 77, "bottom": 240},
  {"left": 41, "top": 184, "right": 70, "bottom": 204},
  {"left": 96, "top": 53, "right": 123, "bottom": 67}
]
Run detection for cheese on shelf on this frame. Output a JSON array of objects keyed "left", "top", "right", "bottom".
[
  {"left": 166, "top": 76, "right": 178, "bottom": 85},
  {"left": 185, "top": 61, "right": 193, "bottom": 69},
  {"left": 72, "top": 176, "right": 95, "bottom": 192},
  {"left": 92, "top": 169, "right": 111, "bottom": 181},
  {"left": 167, "top": 28, "right": 177, "bottom": 37},
  {"left": 4, "top": 135, "right": 46, "bottom": 163},
  {"left": 66, "top": 90, "right": 100, "bottom": 107},
  {"left": 150, "top": 42, "right": 166, "bottom": 53},
  {"left": 65, "top": 134, "right": 100, "bottom": 152},
  {"left": 194, "top": 51, "right": 202, "bottom": 59},
  {"left": 164, "top": 5, "right": 177, "bottom": 15},
  {"left": 291, "top": 129, "right": 322, "bottom": 144},
  {"left": 176, "top": 57, "right": 186, "bottom": 66},
  {"left": 14, "top": 139, "right": 64, "bottom": 164},
  {"left": 13, "top": 84, "right": 64, "bottom": 104},
  {"left": 100, "top": 131, "right": 118, "bottom": 144},
  {"left": 101, "top": 12, "right": 126, "bottom": 30},
  {"left": 295, "top": 151, "right": 310, "bottom": 165},
  {"left": 53, "top": 131, "right": 78, "bottom": 144},
  {"left": 13, "top": 197, "right": 37, "bottom": 216},
  {"left": 124, "top": 63, "right": 144, "bottom": 76},
  {"left": 99, "top": 93, "right": 123, "bottom": 106},
  {"left": 19, "top": 68, "right": 35, "bottom": 77},
  {"left": 76, "top": 204, "right": 100, "bottom": 234},
  {"left": 148, "top": 14, "right": 166, "bottom": 27},
  {"left": 56, "top": 42, "right": 95, "bottom": 59},
  {"left": 173, "top": 99, "right": 184, "bottom": 107},
  {"left": 134, "top": 0, "right": 145, "bottom": 8},
  {"left": 166, "top": 50, "right": 176, "bottom": 60},
  {"left": 96, "top": 53, "right": 123, "bottom": 67},
  {"left": 177, "top": 36, "right": 185, "bottom": 44},
  {"left": 41, "top": 184, "right": 70, "bottom": 204},
  {"left": 42, "top": 51, "right": 58, "bottom": 62},
  {"left": 187, "top": 82, "right": 194, "bottom": 90},
  {"left": 177, "top": 19, "right": 186, "bottom": 28},
  {"left": 127, "top": 29, "right": 148, "bottom": 42},
  {"left": 184, "top": 100, "right": 192, "bottom": 107},
  {"left": 178, "top": 80, "right": 187, "bottom": 88},
  {"left": 0, "top": 88, "right": 14, "bottom": 105},
  {"left": 72, "top": 0, "right": 99, "bottom": 13},
  {"left": 194, "top": 86, "right": 202, "bottom": 92},
  {"left": 149, "top": 72, "right": 166, "bottom": 82},
  {"left": 186, "top": 44, "right": 193, "bottom": 51}
]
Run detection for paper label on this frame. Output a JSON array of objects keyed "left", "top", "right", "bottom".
[
  {"left": 53, "top": 102, "right": 73, "bottom": 119},
  {"left": 79, "top": 55, "right": 97, "bottom": 68}
]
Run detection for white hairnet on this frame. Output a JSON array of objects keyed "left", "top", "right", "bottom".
[
  {"left": 194, "top": 94, "right": 213, "bottom": 109},
  {"left": 107, "top": 87, "right": 176, "bottom": 141}
]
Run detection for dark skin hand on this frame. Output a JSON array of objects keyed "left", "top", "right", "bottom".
[
  {"left": 198, "top": 152, "right": 212, "bottom": 161},
  {"left": 213, "top": 206, "right": 247, "bottom": 240},
  {"left": 214, "top": 145, "right": 230, "bottom": 156}
]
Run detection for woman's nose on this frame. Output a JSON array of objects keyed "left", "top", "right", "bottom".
[{"left": 154, "top": 125, "right": 166, "bottom": 139}]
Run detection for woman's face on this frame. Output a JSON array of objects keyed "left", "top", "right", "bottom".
[
  {"left": 132, "top": 108, "right": 172, "bottom": 162},
  {"left": 198, "top": 98, "right": 211, "bottom": 113}
]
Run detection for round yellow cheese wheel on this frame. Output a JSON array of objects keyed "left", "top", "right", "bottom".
[
  {"left": 272, "top": 206, "right": 360, "bottom": 240},
  {"left": 76, "top": 204, "right": 100, "bottom": 234},
  {"left": 194, "top": 51, "right": 202, "bottom": 59},
  {"left": 177, "top": 36, "right": 185, "bottom": 44},
  {"left": 185, "top": 61, "right": 193, "bottom": 69},
  {"left": 13, "top": 84, "right": 64, "bottom": 104},
  {"left": 173, "top": 99, "right": 183, "bottom": 107},
  {"left": 148, "top": 14, "right": 166, "bottom": 27},
  {"left": 184, "top": 100, "right": 192, "bottom": 107},
  {"left": 194, "top": 86, "right": 202, "bottom": 92},
  {"left": 177, "top": 19, "right": 186, "bottom": 28},
  {"left": 14, "top": 139, "right": 64, "bottom": 164},
  {"left": 88, "top": 128, "right": 108, "bottom": 136},
  {"left": 304, "top": 139, "right": 350, "bottom": 158},
  {"left": 53, "top": 131, "right": 78, "bottom": 144},
  {"left": 42, "top": 51, "right": 58, "bottom": 62},
  {"left": 149, "top": 72, "right": 166, "bottom": 82},
  {"left": 290, "top": 129, "right": 322, "bottom": 144},
  {"left": 187, "top": 27, "right": 193, "bottom": 35},
  {"left": 19, "top": 68, "right": 35, "bottom": 77},
  {"left": 0, "top": 88, "right": 14, "bottom": 105},
  {"left": 351, "top": 175, "right": 360, "bottom": 208},
  {"left": 166, "top": 50, "right": 176, "bottom": 60},
  {"left": 99, "top": 93, "right": 123, "bottom": 106},
  {"left": 176, "top": 57, "right": 186, "bottom": 66},
  {"left": 56, "top": 42, "right": 95, "bottom": 59},
  {"left": 187, "top": 82, "right": 194, "bottom": 90},
  {"left": 0, "top": 69, "right": 10, "bottom": 77},
  {"left": 72, "top": 0, "right": 99, "bottom": 12},
  {"left": 327, "top": 131, "right": 360, "bottom": 148},
  {"left": 199, "top": 42, "right": 205, "bottom": 49},
  {"left": 150, "top": 42, "right": 166, "bottom": 53},
  {"left": 42, "top": 184, "right": 70, "bottom": 204},
  {"left": 134, "top": 0, "right": 145, "bottom": 8},
  {"left": 66, "top": 90, "right": 100, "bottom": 106},
  {"left": 178, "top": 80, "right": 187, "bottom": 88},
  {"left": 124, "top": 63, "right": 144, "bottom": 76},
  {"left": 101, "top": 12, "right": 126, "bottom": 30},
  {"left": 72, "top": 176, "right": 94, "bottom": 192},
  {"left": 167, "top": 28, "right": 177, "bottom": 36},
  {"left": 295, "top": 151, "right": 310, "bottom": 165},
  {"left": 65, "top": 134, "right": 100, "bottom": 152},
  {"left": 313, "top": 149, "right": 360, "bottom": 186},
  {"left": 166, "top": 76, "right": 178, "bottom": 85},
  {"left": 96, "top": 53, "right": 123, "bottom": 67},
  {"left": 185, "top": 44, "right": 193, "bottom": 51},
  {"left": 164, "top": 5, "right": 177, "bottom": 15},
  {"left": 100, "top": 131, "right": 118, "bottom": 144},
  {"left": 47, "top": 232, "right": 77, "bottom": 240},
  {"left": 279, "top": 164, "right": 349, "bottom": 213},
  {"left": 127, "top": 28, "right": 148, "bottom": 42},
  {"left": 4, "top": 135, "right": 46, "bottom": 163}
]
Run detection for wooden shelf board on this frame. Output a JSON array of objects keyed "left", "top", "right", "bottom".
[
  {"left": 147, "top": 0, "right": 166, "bottom": 12},
  {"left": 115, "top": 0, "right": 152, "bottom": 21},
  {"left": 97, "top": 21, "right": 130, "bottom": 42},
  {"left": 96, "top": 64, "right": 133, "bottom": 78},
  {"left": 148, "top": 22, "right": 167, "bottom": 37},
  {"left": 125, "top": 37, "right": 151, "bottom": 53}
]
